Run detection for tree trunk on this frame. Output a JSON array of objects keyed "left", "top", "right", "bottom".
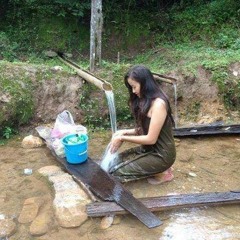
[{"left": 90, "top": 0, "right": 103, "bottom": 72}]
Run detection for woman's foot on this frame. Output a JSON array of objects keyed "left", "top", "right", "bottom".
[{"left": 147, "top": 167, "right": 174, "bottom": 185}]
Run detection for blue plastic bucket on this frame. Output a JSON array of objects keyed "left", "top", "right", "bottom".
[{"left": 62, "top": 134, "right": 88, "bottom": 164}]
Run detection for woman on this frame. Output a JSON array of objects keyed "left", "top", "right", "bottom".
[{"left": 108, "top": 65, "right": 176, "bottom": 185}]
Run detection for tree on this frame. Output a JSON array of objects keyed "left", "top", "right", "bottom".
[{"left": 90, "top": 0, "right": 103, "bottom": 71}]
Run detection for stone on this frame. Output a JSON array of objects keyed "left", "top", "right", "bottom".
[
  {"left": 51, "top": 66, "right": 63, "bottom": 72},
  {"left": 100, "top": 215, "right": 114, "bottom": 229},
  {"left": 30, "top": 212, "right": 52, "bottom": 236},
  {"left": 113, "top": 215, "right": 122, "bottom": 225},
  {"left": 188, "top": 172, "right": 197, "bottom": 177},
  {"left": 44, "top": 50, "right": 57, "bottom": 58},
  {"left": 49, "top": 173, "right": 90, "bottom": 200},
  {"left": 38, "top": 165, "right": 62, "bottom": 177},
  {"left": 233, "top": 71, "right": 238, "bottom": 76},
  {"left": 18, "top": 197, "right": 44, "bottom": 224},
  {"left": 22, "top": 135, "right": 44, "bottom": 149},
  {"left": 0, "top": 218, "right": 17, "bottom": 238},
  {"left": 54, "top": 202, "right": 88, "bottom": 228},
  {"left": 38, "top": 167, "right": 91, "bottom": 228}
]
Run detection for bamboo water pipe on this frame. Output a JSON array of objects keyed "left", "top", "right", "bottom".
[
  {"left": 152, "top": 72, "right": 177, "bottom": 85},
  {"left": 57, "top": 52, "right": 176, "bottom": 88},
  {"left": 58, "top": 55, "right": 113, "bottom": 91}
]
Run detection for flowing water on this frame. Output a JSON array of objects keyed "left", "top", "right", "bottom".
[
  {"left": 104, "top": 90, "right": 117, "bottom": 134},
  {"left": 100, "top": 90, "right": 118, "bottom": 171},
  {"left": 173, "top": 83, "right": 178, "bottom": 128}
]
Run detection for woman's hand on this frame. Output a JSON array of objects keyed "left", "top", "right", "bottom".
[
  {"left": 113, "top": 129, "right": 126, "bottom": 137},
  {"left": 109, "top": 135, "right": 123, "bottom": 154},
  {"left": 113, "top": 128, "right": 136, "bottom": 138}
]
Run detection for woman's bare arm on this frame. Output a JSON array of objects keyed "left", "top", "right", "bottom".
[
  {"left": 113, "top": 128, "right": 137, "bottom": 136},
  {"left": 110, "top": 98, "right": 167, "bottom": 153}
]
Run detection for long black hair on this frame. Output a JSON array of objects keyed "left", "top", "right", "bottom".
[{"left": 124, "top": 65, "right": 174, "bottom": 133}]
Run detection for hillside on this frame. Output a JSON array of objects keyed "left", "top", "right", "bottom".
[{"left": 0, "top": 0, "right": 239, "bottom": 137}]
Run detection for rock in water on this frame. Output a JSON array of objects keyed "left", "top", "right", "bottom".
[
  {"left": 18, "top": 197, "right": 44, "bottom": 223},
  {"left": 0, "top": 218, "right": 17, "bottom": 238},
  {"left": 100, "top": 215, "right": 114, "bottom": 229},
  {"left": 22, "top": 135, "right": 44, "bottom": 149},
  {"left": 38, "top": 166, "right": 92, "bottom": 228},
  {"left": 30, "top": 212, "right": 52, "bottom": 236}
]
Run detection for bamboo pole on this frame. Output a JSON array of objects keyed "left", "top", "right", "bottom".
[
  {"left": 58, "top": 56, "right": 113, "bottom": 91},
  {"left": 153, "top": 73, "right": 177, "bottom": 85}
]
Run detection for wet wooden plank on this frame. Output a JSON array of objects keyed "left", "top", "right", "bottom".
[
  {"left": 51, "top": 150, "right": 162, "bottom": 228},
  {"left": 173, "top": 124, "right": 240, "bottom": 137},
  {"left": 86, "top": 191, "right": 240, "bottom": 217}
]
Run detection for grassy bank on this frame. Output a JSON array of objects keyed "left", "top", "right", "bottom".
[{"left": 0, "top": 0, "right": 239, "bottom": 137}]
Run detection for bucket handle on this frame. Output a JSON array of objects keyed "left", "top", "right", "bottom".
[{"left": 78, "top": 150, "right": 88, "bottom": 156}]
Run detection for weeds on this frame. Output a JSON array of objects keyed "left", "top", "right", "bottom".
[{"left": 2, "top": 126, "right": 17, "bottom": 139}]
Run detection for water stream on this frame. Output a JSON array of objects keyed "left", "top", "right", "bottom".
[
  {"left": 100, "top": 90, "right": 118, "bottom": 171},
  {"left": 1, "top": 130, "right": 239, "bottom": 239},
  {"left": 105, "top": 85, "right": 178, "bottom": 131},
  {"left": 173, "top": 83, "right": 178, "bottom": 128},
  {"left": 104, "top": 90, "right": 117, "bottom": 134}
]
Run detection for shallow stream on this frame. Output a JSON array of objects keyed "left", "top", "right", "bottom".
[{"left": 0, "top": 131, "right": 240, "bottom": 240}]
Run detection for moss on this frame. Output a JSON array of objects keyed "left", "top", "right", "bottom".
[
  {"left": 0, "top": 62, "right": 34, "bottom": 131},
  {"left": 203, "top": 64, "right": 240, "bottom": 110},
  {"left": 35, "top": 16, "right": 86, "bottom": 52},
  {"left": 182, "top": 101, "right": 201, "bottom": 121}
]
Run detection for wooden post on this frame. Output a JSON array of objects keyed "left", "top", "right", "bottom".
[
  {"left": 90, "top": 0, "right": 103, "bottom": 72},
  {"left": 117, "top": 52, "right": 120, "bottom": 64}
]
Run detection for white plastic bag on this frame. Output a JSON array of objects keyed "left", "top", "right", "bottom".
[
  {"left": 51, "top": 110, "right": 87, "bottom": 138},
  {"left": 100, "top": 143, "right": 119, "bottom": 172},
  {"left": 36, "top": 110, "right": 87, "bottom": 158},
  {"left": 52, "top": 138, "right": 65, "bottom": 158}
]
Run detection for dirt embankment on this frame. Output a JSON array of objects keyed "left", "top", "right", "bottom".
[
  {"left": 0, "top": 62, "right": 239, "bottom": 130},
  {"left": 159, "top": 63, "right": 240, "bottom": 126}
]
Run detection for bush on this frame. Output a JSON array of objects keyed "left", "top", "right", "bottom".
[
  {"left": 0, "top": 32, "right": 19, "bottom": 61},
  {"left": 0, "top": 63, "right": 34, "bottom": 132}
]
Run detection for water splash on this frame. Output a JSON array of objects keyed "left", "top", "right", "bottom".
[
  {"left": 160, "top": 208, "right": 239, "bottom": 240},
  {"left": 173, "top": 83, "right": 178, "bottom": 128},
  {"left": 100, "top": 143, "right": 118, "bottom": 172},
  {"left": 100, "top": 90, "right": 118, "bottom": 172},
  {"left": 104, "top": 90, "right": 117, "bottom": 134}
]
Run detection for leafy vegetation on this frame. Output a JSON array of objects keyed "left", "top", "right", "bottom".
[
  {"left": 0, "top": 0, "right": 239, "bottom": 134},
  {"left": 0, "top": 62, "right": 35, "bottom": 136},
  {"left": 2, "top": 126, "right": 18, "bottom": 139}
]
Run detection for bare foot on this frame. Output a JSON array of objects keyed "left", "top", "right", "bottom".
[{"left": 147, "top": 168, "right": 174, "bottom": 185}]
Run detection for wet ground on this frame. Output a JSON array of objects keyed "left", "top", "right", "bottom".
[{"left": 0, "top": 130, "right": 240, "bottom": 240}]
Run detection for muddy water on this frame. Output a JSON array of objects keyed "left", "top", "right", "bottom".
[{"left": 0, "top": 131, "right": 240, "bottom": 240}]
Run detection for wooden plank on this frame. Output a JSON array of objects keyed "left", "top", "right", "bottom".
[
  {"left": 173, "top": 124, "right": 240, "bottom": 137},
  {"left": 86, "top": 191, "right": 240, "bottom": 217},
  {"left": 51, "top": 150, "right": 162, "bottom": 228}
]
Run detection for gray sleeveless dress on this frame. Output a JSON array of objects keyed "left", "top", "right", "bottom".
[{"left": 109, "top": 114, "right": 176, "bottom": 182}]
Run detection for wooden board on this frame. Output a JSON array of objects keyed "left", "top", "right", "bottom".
[
  {"left": 51, "top": 150, "right": 162, "bottom": 228},
  {"left": 173, "top": 124, "right": 240, "bottom": 137},
  {"left": 86, "top": 191, "right": 240, "bottom": 217}
]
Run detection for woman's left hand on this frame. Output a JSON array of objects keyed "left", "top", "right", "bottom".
[{"left": 109, "top": 136, "right": 123, "bottom": 154}]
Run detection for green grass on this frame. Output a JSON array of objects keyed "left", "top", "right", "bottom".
[
  {"left": 0, "top": 0, "right": 239, "bottom": 131},
  {"left": 133, "top": 43, "right": 240, "bottom": 74}
]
